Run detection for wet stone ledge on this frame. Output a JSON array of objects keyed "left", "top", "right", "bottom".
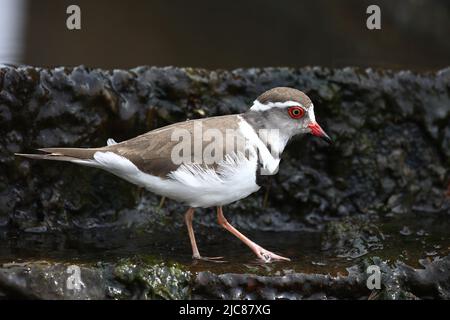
[{"left": 0, "top": 255, "right": 449, "bottom": 300}]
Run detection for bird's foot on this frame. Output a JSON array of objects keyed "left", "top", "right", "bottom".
[
  {"left": 192, "top": 254, "right": 226, "bottom": 263},
  {"left": 254, "top": 247, "right": 291, "bottom": 263}
]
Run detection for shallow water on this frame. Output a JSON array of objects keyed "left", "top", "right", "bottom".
[{"left": 1, "top": 213, "right": 448, "bottom": 276}]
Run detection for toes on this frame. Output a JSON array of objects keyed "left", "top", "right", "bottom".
[
  {"left": 257, "top": 250, "right": 291, "bottom": 263},
  {"left": 276, "top": 256, "right": 291, "bottom": 262},
  {"left": 261, "top": 253, "right": 272, "bottom": 262},
  {"left": 193, "top": 255, "right": 227, "bottom": 263},
  {"left": 208, "top": 257, "right": 225, "bottom": 262},
  {"left": 201, "top": 257, "right": 227, "bottom": 263},
  {"left": 271, "top": 253, "right": 291, "bottom": 261}
]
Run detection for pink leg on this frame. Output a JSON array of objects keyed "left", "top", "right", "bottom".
[
  {"left": 184, "top": 208, "right": 224, "bottom": 261},
  {"left": 216, "top": 206, "right": 290, "bottom": 262},
  {"left": 184, "top": 208, "right": 200, "bottom": 258}
]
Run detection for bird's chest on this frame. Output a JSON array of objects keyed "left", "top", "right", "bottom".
[{"left": 255, "top": 165, "right": 274, "bottom": 187}]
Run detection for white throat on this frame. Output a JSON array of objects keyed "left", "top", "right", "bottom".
[{"left": 257, "top": 128, "right": 290, "bottom": 158}]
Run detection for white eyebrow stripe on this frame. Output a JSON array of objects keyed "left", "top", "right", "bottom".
[
  {"left": 250, "top": 100, "right": 304, "bottom": 111},
  {"left": 309, "top": 104, "right": 316, "bottom": 122}
]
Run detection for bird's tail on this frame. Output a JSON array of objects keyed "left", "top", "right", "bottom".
[{"left": 15, "top": 147, "right": 102, "bottom": 162}]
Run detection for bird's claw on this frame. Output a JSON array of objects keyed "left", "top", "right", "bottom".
[
  {"left": 256, "top": 248, "right": 291, "bottom": 263},
  {"left": 193, "top": 255, "right": 227, "bottom": 263}
]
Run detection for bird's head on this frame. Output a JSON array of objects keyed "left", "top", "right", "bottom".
[{"left": 245, "top": 87, "right": 331, "bottom": 144}]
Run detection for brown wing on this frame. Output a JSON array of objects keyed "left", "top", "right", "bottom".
[
  {"left": 34, "top": 114, "right": 246, "bottom": 178},
  {"left": 104, "top": 114, "right": 244, "bottom": 177}
]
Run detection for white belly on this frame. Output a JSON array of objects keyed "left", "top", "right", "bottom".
[
  {"left": 77, "top": 150, "right": 261, "bottom": 208},
  {"left": 153, "top": 152, "right": 261, "bottom": 207}
]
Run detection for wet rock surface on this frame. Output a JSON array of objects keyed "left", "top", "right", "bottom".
[
  {"left": 1, "top": 254, "right": 449, "bottom": 300},
  {"left": 321, "top": 216, "right": 384, "bottom": 259},
  {"left": 0, "top": 65, "right": 449, "bottom": 299}
]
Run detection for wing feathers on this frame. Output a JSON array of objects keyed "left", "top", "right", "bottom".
[
  {"left": 38, "top": 147, "right": 101, "bottom": 159},
  {"left": 15, "top": 153, "right": 80, "bottom": 162}
]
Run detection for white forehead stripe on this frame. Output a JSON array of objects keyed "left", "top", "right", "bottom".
[{"left": 250, "top": 100, "right": 304, "bottom": 111}]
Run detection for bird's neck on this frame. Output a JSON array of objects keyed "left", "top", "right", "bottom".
[{"left": 241, "top": 112, "right": 290, "bottom": 158}]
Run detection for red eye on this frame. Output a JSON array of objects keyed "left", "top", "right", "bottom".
[{"left": 288, "top": 106, "right": 305, "bottom": 119}]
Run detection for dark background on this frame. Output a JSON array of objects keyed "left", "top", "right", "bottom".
[{"left": 7, "top": 0, "right": 450, "bottom": 70}]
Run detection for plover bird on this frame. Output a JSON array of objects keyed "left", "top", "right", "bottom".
[{"left": 16, "top": 87, "right": 331, "bottom": 262}]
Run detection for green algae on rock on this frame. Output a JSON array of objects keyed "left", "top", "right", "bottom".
[
  {"left": 0, "top": 258, "right": 192, "bottom": 300},
  {"left": 321, "top": 216, "right": 385, "bottom": 259},
  {"left": 112, "top": 257, "right": 192, "bottom": 300},
  {"left": 1, "top": 254, "right": 449, "bottom": 300}
]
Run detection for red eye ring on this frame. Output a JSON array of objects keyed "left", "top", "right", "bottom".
[{"left": 288, "top": 106, "right": 305, "bottom": 119}]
